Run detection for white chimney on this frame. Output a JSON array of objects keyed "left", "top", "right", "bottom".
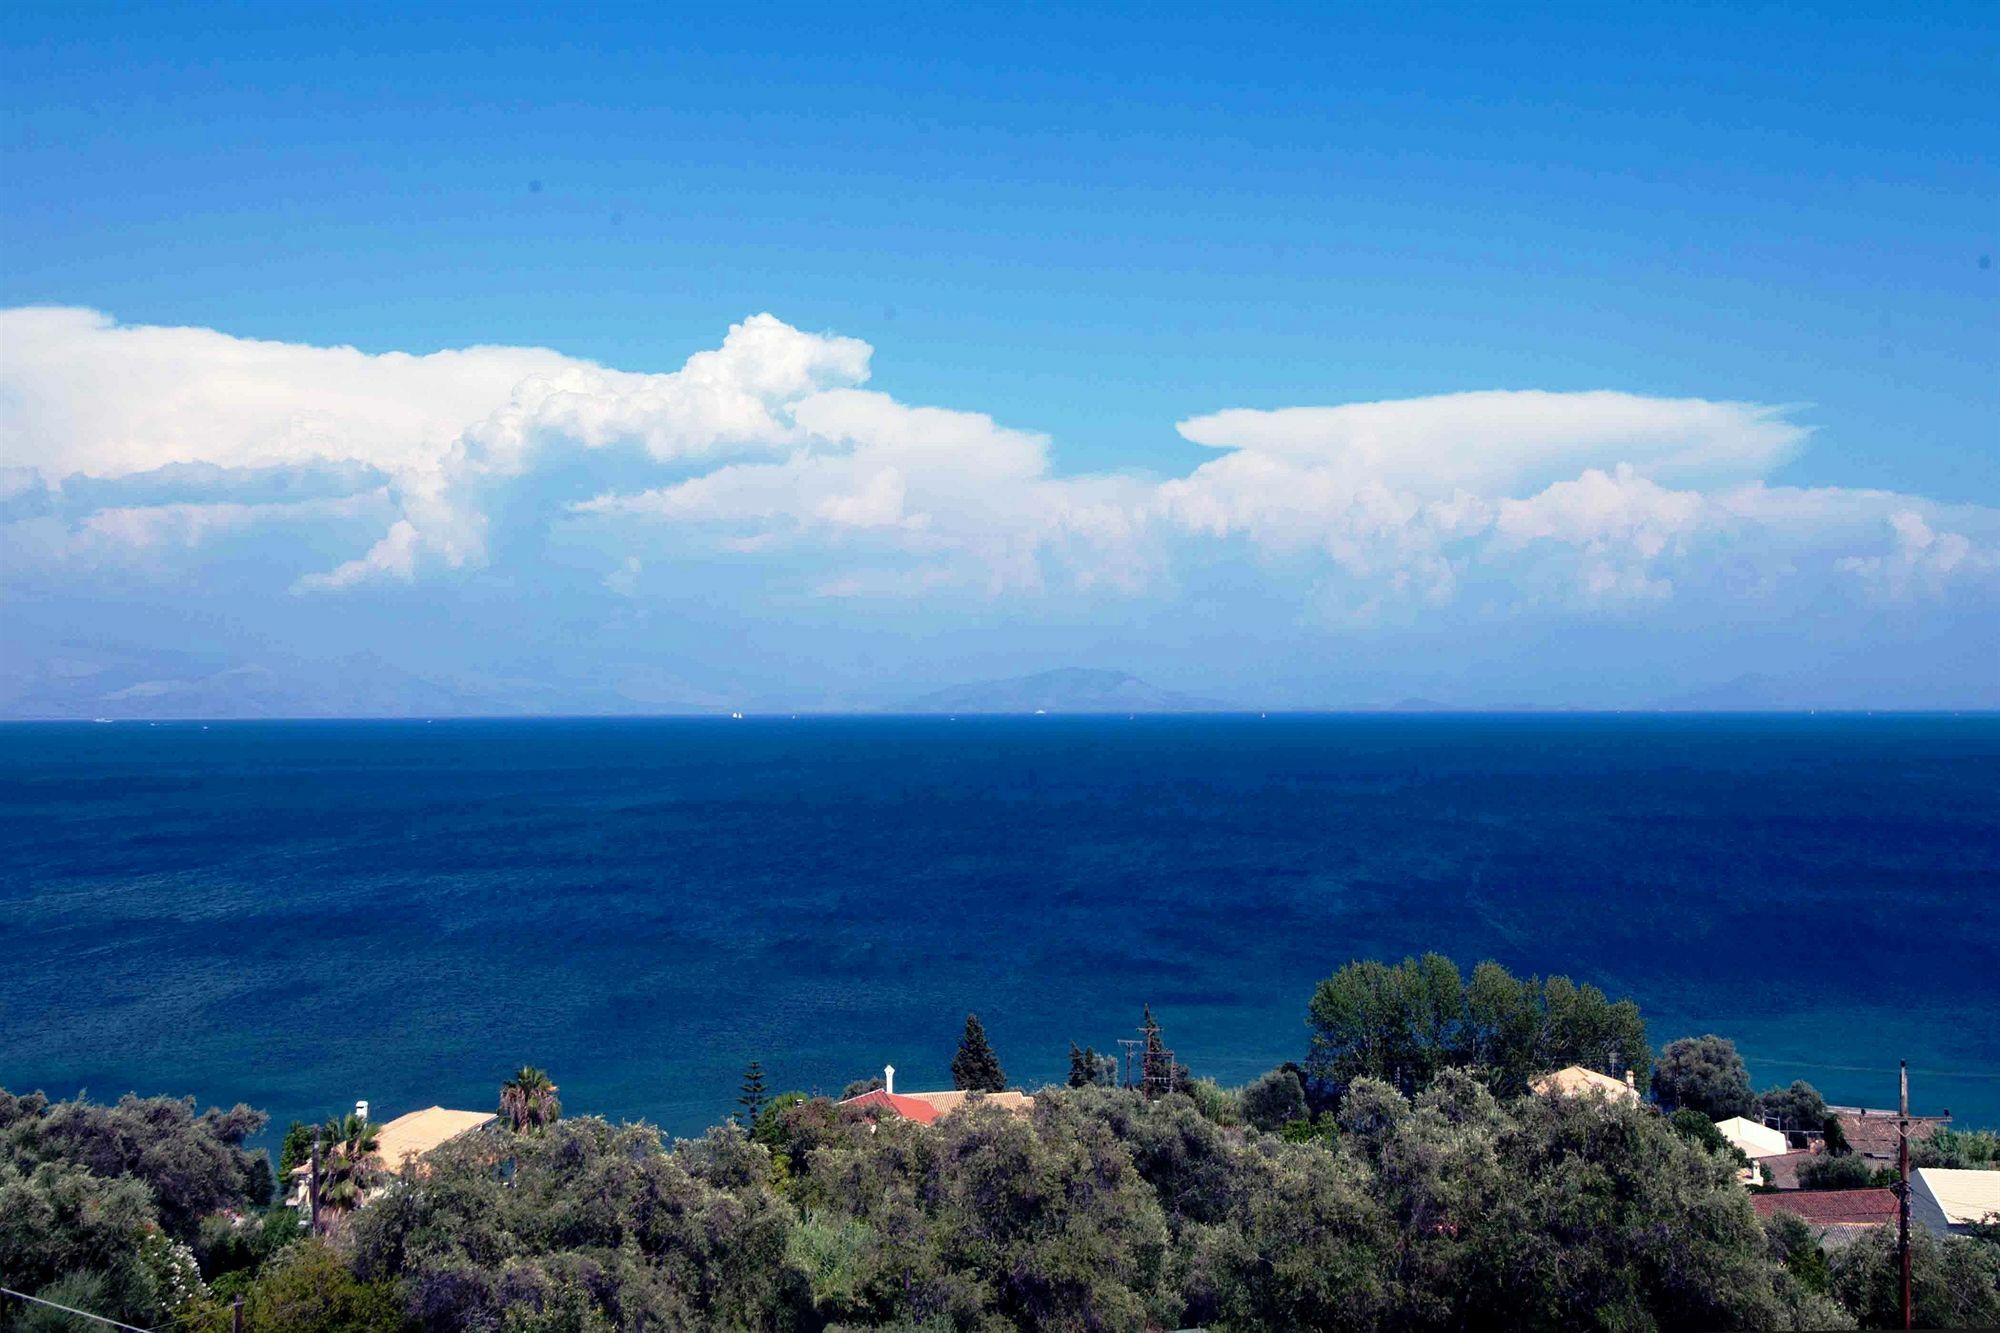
[
  {"left": 884, "top": 1064, "right": 895, "bottom": 1095},
  {"left": 355, "top": 1099, "right": 369, "bottom": 1122}
]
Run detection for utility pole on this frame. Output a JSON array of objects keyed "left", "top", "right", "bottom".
[
  {"left": 1898, "top": 1059, "right": 1912, "bottom": 1332},
  {"left": 309, "top": 1129, "right": 323, "bottom": 1238},
  {"left": 232, "top": 1293, "right": 244, "bottom": 1333},
  {"left": 1116, "top": 1039, "right": 1143, "bottom": 1091}
]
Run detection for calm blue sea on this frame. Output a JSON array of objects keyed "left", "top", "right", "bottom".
[{"left": 2, "top": 715, "right": 1995, "bottom": 1141}]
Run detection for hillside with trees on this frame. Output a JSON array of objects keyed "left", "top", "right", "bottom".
[{"left": 4, "top": 955, "right": 1997, "bottom": 1331}]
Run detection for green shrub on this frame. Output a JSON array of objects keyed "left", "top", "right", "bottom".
[
  {"left": 1240, "top": 1067, "right": 1308, "bottom": 1132},
  {"left": 1183, "top": 1078, "right": 1242, "bottom": 1127},
  {"left": 243, "top": 1240, "right": 407, "bottom": 1333},
  {"left": 1796, "top": 1153, "right": 1874, "bottom": 1191}
]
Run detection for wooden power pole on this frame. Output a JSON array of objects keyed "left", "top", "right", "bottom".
[
  {"left": 309, "top": 1130, "right": 323, "bottom": 1238},
  {"left": 1116, "top": 1038, "right": 1143, "bottom": 1091},
  {"left": 1898, "top": 1059, "right": 1912, "bottom": 1331}
]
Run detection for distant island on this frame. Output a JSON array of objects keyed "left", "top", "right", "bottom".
[
  {"left": 903, "top": 667, "right": 1229, "bottom": 714},
  {"left": 10, "top": 651, "right": 1998, "bottom": 720}
]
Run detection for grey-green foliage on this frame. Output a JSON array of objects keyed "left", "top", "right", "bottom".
[
  {"left": 797, "top": 1094, "right": 1173, "bottom": 1330},
  {"left": 1795, "top": 1152, "right": 1876, "bottom": 1191},
  {"left": 1240, "top": 1066, "right": 1308, "bottom": 1132},
  {"left": 0, "top": 1087, "right": 268, "bottom": 1241},
  {"left": 1829, "top": 1223, "right": 2000, "bottom": 1330},
  {"left": 787, "top": 1209, "right": 874, "bottom": 1311},
  {"left": 6, "top": 1065, "right": 1868, "bottom": 1333},
  {"left": 1043, "top": 1070, "right": 1815, "bottom": 1332},
  {"left": 1758, "top": 1212, "right": 1856, "bottom": 1331},
  {"left": 241, "top": 1238, "right": 408, "bottom": 1333},
  {"left": 1307, "top": 955, "right": 1650, "bottom": 1099},
  {"left": 751, "top": 1091, "right": 809, "bottom": 1148},
  {"left": 0, "top": 1086, "right": 273, "bottom": 1332},
  {"left": 1913, "top": 1126, "right": 2000, "bottom": 1169},
  {"left": 1183, "top": 1078, "right": 1241, "bottom": 1127},
  {"left": 0, "top": 1157, "right": 169, "bottom": 1329},
  {"left": 1754, "top": 1080, "right": 1827, "bottom": 1134},
  {"left": 1651, "top": 1034, "right": 1755, "bottom": 1119},
  {"left": 346, "top": 1116, "right": 807, "bottom": 1330},
  {"left": 14, "top": 1271, "right": 116, "bottom": 1333},
  {"left": 194, "top": 1206, "right": 303, "bottom": 1284},
  {"left": 1761, "top": 1211, "right": 1832, "bottom": 1295}
]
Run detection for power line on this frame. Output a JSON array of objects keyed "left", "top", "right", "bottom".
[
  {"left": 1767, "top": 1058, "right": 2000, "bottom": 1081},
  {"left": 0, "top": 1286, "right": 155, "bottom": 1332}
]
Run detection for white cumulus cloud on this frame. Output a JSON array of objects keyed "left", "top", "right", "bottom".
[{"left": 3, "top": 306, "right": 1994, "bottom": 635}]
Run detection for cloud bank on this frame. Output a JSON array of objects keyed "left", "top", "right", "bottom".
[{"left": 3, "top": 306, "right": 1995, "bottom": 705}]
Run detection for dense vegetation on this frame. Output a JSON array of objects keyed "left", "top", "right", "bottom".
[
  {"left": 1306, "top": 955, "right": 1649, "bottom": 1098},
  {"left": 5, "top": 955, "right": 1997, "bottom": 1331}
]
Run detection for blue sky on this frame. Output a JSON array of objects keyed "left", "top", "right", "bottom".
[{"left": 2, "top": 4, "right": 1996, "bottom": 711}]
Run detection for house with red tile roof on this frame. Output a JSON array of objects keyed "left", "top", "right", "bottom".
[
  {"left": 1829, "top": 1106, "right": 1951, "bottom": 1163},
  {"left": 837, "top": 1065, "right": 1035, "bottom": 1125},
  {"left": 1752, "top": 1188, "right": 1898, "bottom": 1245}
]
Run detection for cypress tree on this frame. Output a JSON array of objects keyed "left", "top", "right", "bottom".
[
  {"left": 952, "top": 1013, "right": 1007, "bottom": 1091},
  {"left": 1067, "top": 1041, "right": 1089, "bottom": 1087},
  {"left": 737, "top": 1060, "right": 768, "bottom": 1124}
]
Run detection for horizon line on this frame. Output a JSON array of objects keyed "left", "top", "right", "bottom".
[{"left": 6, "top": 707, "right": 2000, "bottom": 724}]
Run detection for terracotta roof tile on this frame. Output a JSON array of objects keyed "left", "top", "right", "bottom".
[
  {"left": 1752, "top": 1189, "right": 1899, "bottom": 1226},
  {"left": 839, "top": 1089, "right": 942, "bottom": 1124},
  {"left": 836, "top": 1088, "right": 1037, "bottom": 1125},
  {"left": 1833, "top": 1111, "right": 1950, "bottom": 1160}
]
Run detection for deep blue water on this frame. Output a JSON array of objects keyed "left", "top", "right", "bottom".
[{"left": 2, "top": 715, "right": 1995, "bottom": 1141}]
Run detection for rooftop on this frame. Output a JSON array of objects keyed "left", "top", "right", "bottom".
[
  {"left": 1911, "top": 1167, "right": 2000, "bottom": 1226},
  {"left": 1716, "top": 1116, "right": 1790, "bottom": 1159},
  {"left": 1832, "top": 1109, "right": 1952, "bottom": 1160},
  {"left": 292, "top": 1105, "right": 497, "bottom": 1178},
  {"left": 1759, "top": 1148, "right": 1818, "bottom": 1191},
  {"left": 375, "top": 1106, "right": 495, "bottom": 1169},
  {"left": 838, "top": 1087, "right": 1036, "bottom": 1125},
  {"left": 1752, "top": 1189, "right": 1898, "bottom": 1227},
  {"left": 1528, "top": 1065, "right": 1638, "bottom": 1103}
]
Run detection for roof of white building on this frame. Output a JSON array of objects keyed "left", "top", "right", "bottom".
[
  {"left": 289, "top": 1104, "right": 496, "bottom": 1180},
  {"left": 1529, "top": 1065, "right": 1638, "bottom": 1103},
  {"left": 1715, "top": 1116, "right": 1790, "bottom": 1159},
  {"left": 1912, "top": 1167, "right": 2000, "bottom": 1226},
  {"left": 374, "top": 1106, "right": 495, "bottom": 1168}
]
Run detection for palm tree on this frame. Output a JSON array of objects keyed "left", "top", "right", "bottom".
[
  {"left": 498, "top": 1066, "right": 561, "bottom": 1133},
  {"left": 316, "top": 1111, "right": 381, "bottom": 1217}
]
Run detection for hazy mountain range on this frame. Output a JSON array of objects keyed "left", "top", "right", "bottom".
[
  {"left": 901, "top": 668, "right": 1227, "bottom": 714},
  {"left": 2, "top": 652, "right": 1991, "bottom": 720}
]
